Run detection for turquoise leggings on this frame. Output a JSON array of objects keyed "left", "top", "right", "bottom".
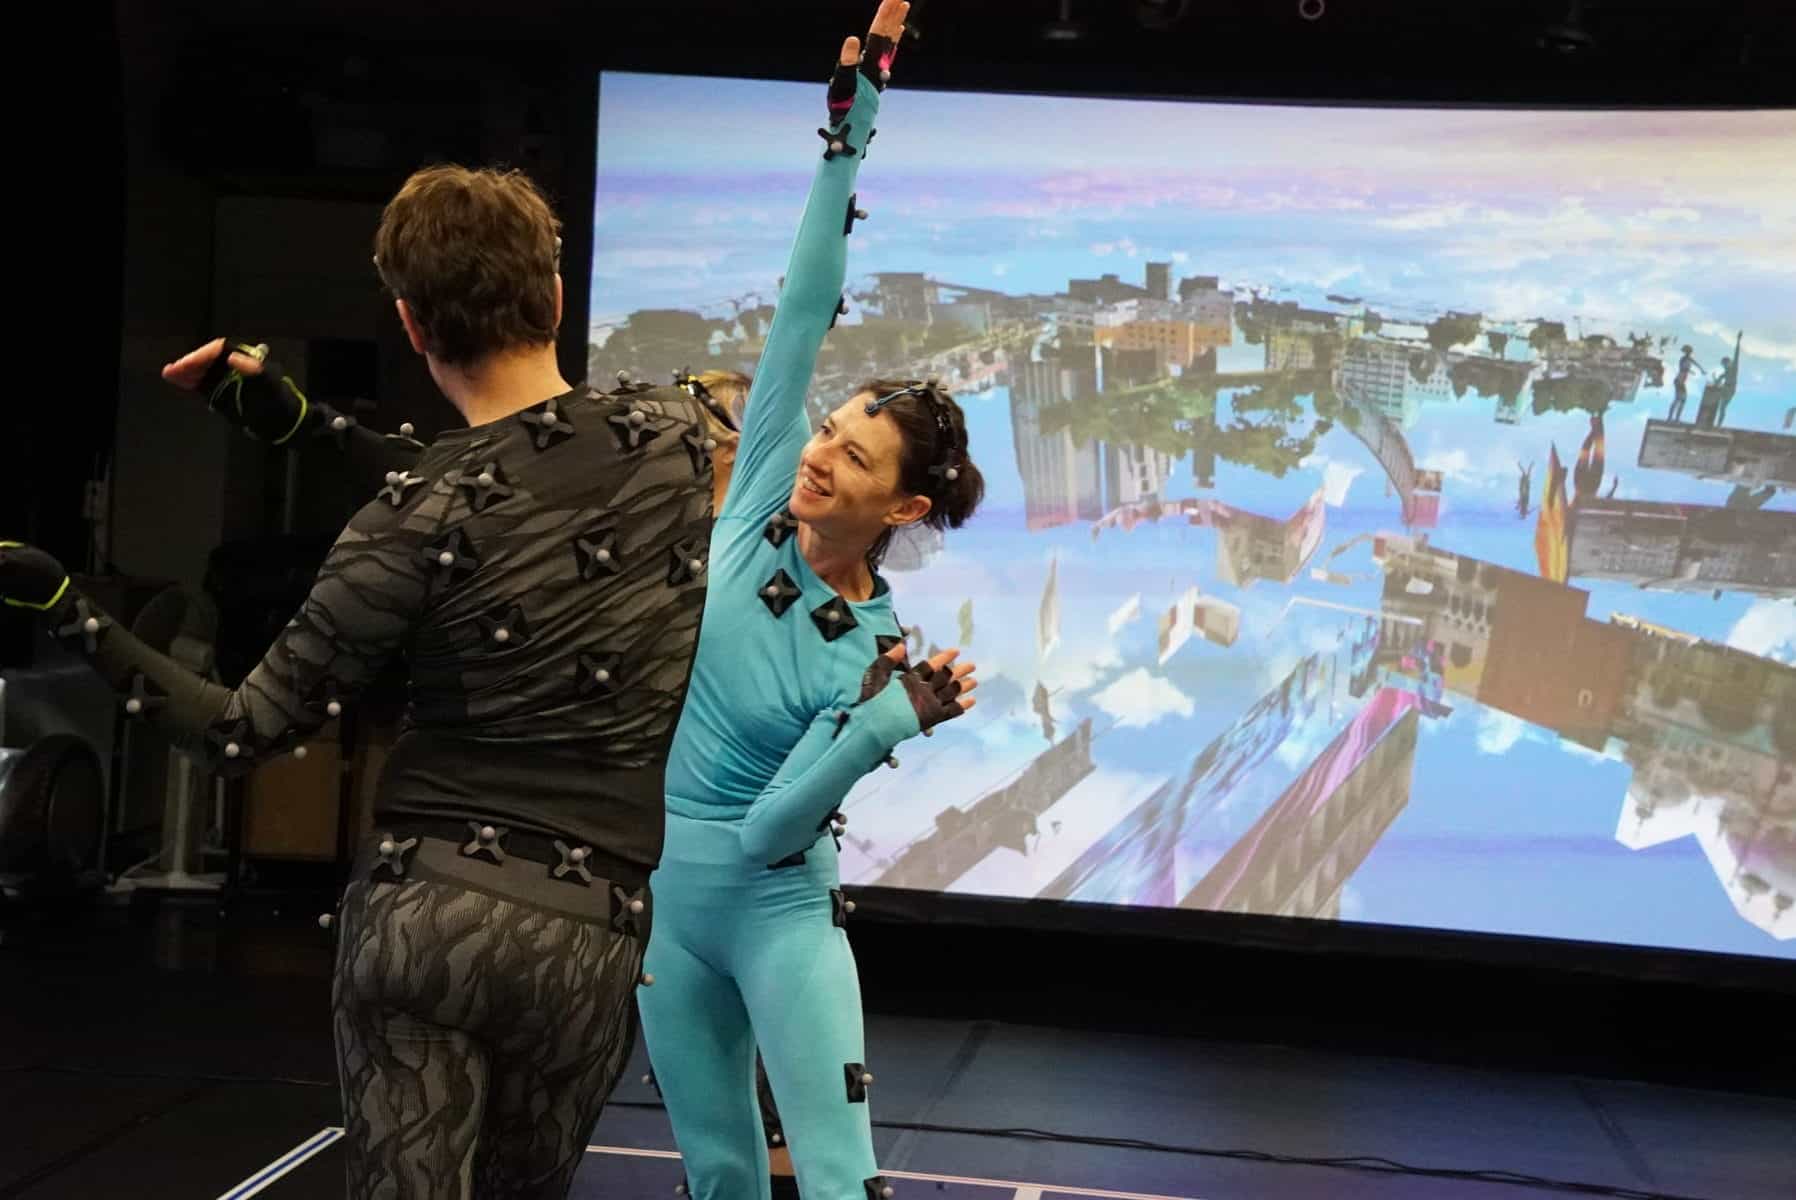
[{"left": 638, "top": 812, "right": 882, "bottom": 1200}]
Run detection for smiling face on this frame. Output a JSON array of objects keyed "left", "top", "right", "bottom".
[{"left": 788, "top": 391, "right": 932, "bottom": 545}]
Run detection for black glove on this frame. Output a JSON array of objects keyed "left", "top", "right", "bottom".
[
  {"left": 0, "top": 541, "right": 70, "bottom": 611},
  {"left": 826, "top": 25, "right": 901, "bottom": 122},
  {"left": 856, "top": 647, "right": 964, "bottom": 735},
  {"left": 899, "top": 658, "right": 966, "bottom": 733},
  {"left": 198, "top": 339, "right": 315, "bottom": 444}
]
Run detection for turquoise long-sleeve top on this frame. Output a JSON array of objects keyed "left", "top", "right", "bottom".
[{"left": 662, "top": 73, "right": 920, "bottom": 864}]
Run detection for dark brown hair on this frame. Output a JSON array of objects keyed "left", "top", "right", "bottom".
[
  {"left": 373, "top": 166, "right": 562, "bottom": 367},
  {"left": 857, "top": 379, "right": 986, "bottom": 570}
]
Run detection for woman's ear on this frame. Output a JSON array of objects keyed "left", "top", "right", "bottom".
[{"left": 883, "top": 492, "right": 933, "bottom": 528}]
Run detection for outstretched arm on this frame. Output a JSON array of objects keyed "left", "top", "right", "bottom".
[
  {"left": 724, "top": 1, "right": 907, "bottom": 521},
  {"left": 164, "top": 337, "right": 426, "bottom": 498},
  {"left": 739, "top": 644, "right": 977, "bottom": 864},
  {"left": 2, "top": 497, "right": 431, "bottom": 774}
]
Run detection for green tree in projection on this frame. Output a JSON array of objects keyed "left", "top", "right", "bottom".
[
  {"left": 1235, "top": 301, "right": 1268, "bottom": 346},
  {"left": 593, "top": 309, "right": 729, "bottom": 382},
  {"left": 1041, "top": 367, "right": 1337, "bottom": 482},
  {"left": 817, "top": 316, "right": 919, "bottom": 377},
  {"left": 1426, "top": 312, "right": 1484, "bottom": 354},
  {"left": 1206, "top": 411, "right": 1332, "bottom": 478},
  {"left": 1531, "top": 371, "right": 1614, "bottom": 416},
  {"left": 1450, "top": 356, "right": 1533, "bottom": 406},
  {"left": 1528, "top": 320, "right": 1569, "bottom": 353},
  {"left": 1040, "top": 376, "right": 1218, "bottom": 461}
]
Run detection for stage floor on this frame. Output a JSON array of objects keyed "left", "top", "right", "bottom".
[{"left": 2, "top": 906, "right": 1792, "bottom": 1199}]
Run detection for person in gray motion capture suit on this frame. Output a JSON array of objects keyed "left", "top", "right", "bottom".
[{"left": 2, "top": 165, "right": 718, "bottom": 1199}]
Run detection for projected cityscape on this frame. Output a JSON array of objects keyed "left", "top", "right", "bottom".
[{"left": 591, "top": 75, "right": 1796, "bottom": 957}]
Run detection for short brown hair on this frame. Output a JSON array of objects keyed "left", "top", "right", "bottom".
[{"left": 373, "top": 166, "right": 562, "bottom": 367}]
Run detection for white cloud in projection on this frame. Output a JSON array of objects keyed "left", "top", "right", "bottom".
[
  {"left": 1091, "top": 668, "right": 1196, "bottom": 729},
  {"left": 1476, "top": 709, "right": 1532, "bottom": 756},
  {"left": 1727, "top": 601, "right": 1796, "bottom": 664}
]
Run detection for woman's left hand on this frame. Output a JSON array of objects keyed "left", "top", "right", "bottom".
[{"left": 830, "top": 0, "right": 909, "bottom": 118}]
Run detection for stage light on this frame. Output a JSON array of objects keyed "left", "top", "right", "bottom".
[
  {"left": 1298, "top": 0, "right": 1326, "bottom": 21},
  {"left": 1135, "top": 0, "right": 1191, "bottom": 32},
  {"left": 1538, "top": 0, "right": 1596, "bottom": 54},
  {"left": 1041, "top": 0, "right": 1086, "bottom": 42}
]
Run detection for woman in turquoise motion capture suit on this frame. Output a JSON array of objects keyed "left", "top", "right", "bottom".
[{"left": 637, "top": 4, "right": 989, "bottom": 1197}]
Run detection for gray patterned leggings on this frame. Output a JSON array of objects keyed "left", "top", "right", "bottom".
[{"left": 330, "top": 834, "right": 645, "bottom": 1200}]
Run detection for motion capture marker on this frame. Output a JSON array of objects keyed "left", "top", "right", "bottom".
[
  {"left": 573, "top": 529, "right": 623, "bottom": 580},
  {"left": 616, "top": 370, "right": 632, "bottom": 386},
  {"left": 640, "top": 971, "right": 655, "bottom": 987},
  {"left": 771, "top": 1133, "right": 784, "bottom": 1145},
  {"left": 885, "top": 754, "right": 899, "bottom": 769},
  {"left": 399, "top": 422, "right": 415, "bottom": 438},
  {"left": 763, "top": 508, "right": 798, "bottom": 548},
  {"left": 518, "top": 396, "right": 575, "bottom": 450},
  {"left": 331, "top": 416, "right": 349, "bottom": 432},
  {"left": 845, "top": 1062, "right": 872, "bottom": 1102},
  {"left": 379, "top": 470, "right": 426, "bottom": 507},
  {"left": 606, "top": 404, "right": 661, "bottom": 452},
  {"left": 372, "top": 834, "right": 418, "bottom": 880},
  {"left": 292, "top": 745, "right": 308, "bottom": 760},
  {"left": 681, "top": 427, "right": 715, "bottom": 474},
  {"left": 317, "top": 912, "right": 333, "bottom": 929},
  {"left": 122, "top": 673, "right": 166, "bottom": 719},
  {"left": 326, "top": 700, "right": 342, "bottom": 718},
  {"left": 666, "top": 540, "right": 708, "bottom": 586},
  {"left": 422, "top": 528, "right": 480, "bottom": 586},
  {"left": 204, "top": 717, "right": 252, "bottom": 765},
  {"left": 864, "top": 1180, "right": 895, "bottom": 1200},
  {"left": 811, "top": 596, "right": 859, "bottom": 642},
  {"left": 845, "top": 899, "right": 856, "bottom": 914},
  {"left": 462, "top": 820, "right": 508, "bottom": 864},
  {"left": 54, "top": 599, "right": 112, "bottom": 654},
  {"left": 452, "top": 461, "right": 513, "bottom": 512},
  {"left": 831, "top": 887, "right": 852, "bottom": 928},
  {"left": 844, "top": 192, "right": 868, "bottom": 236},
  {"left": 758, "top": 569, "right": 802, "bottom": 618},
  {"left": 830, "top": 293, "right": 850, "bottom": 329},
  {"left": 477, "top": 604, "right": 531, "bottom": 649},
  {"left": 575, "top": 651, "right": 624, "bottom": 701},
  {"left": 817, "top": 122, "right": 857, "bottom": 160}
]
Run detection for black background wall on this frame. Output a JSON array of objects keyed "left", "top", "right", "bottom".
[{"left": 14, "top": 0, "right": 1795, "bottom": 1096}]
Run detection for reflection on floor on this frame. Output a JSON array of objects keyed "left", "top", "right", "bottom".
[{"left": 3, "top": 905, "right": 1793, "bottom": 1200}]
